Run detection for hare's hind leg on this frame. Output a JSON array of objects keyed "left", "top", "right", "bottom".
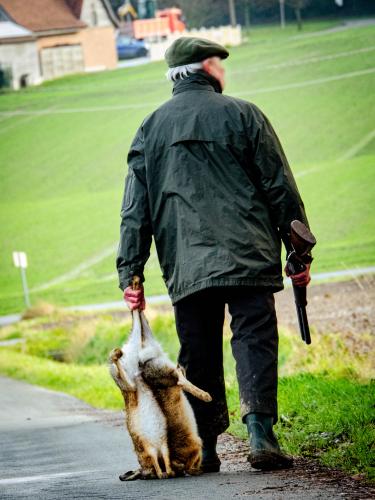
[
  {"left": 145, "top": 446, "right": 164, "bottom": 479},
  {"left": 185, "top": 447, "right": 203, "bottom": 476},
  {"left": 134, "top": 441, "right": 158, "bottom": 479},
  {"left": 171, "top": 460, "right": 185, "bottom": 477}
]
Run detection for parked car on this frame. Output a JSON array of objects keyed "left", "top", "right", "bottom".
[{"left": 116, "top": 36, "right": 148, "bottom": 60}]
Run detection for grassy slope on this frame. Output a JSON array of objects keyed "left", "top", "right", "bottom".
[{"left": 1, "top": 22, "right": 375, "bottom": 314}]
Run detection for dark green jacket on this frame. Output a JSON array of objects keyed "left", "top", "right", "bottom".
[{"left": 117, "top": 72, "right": 308, "bottom": 303}]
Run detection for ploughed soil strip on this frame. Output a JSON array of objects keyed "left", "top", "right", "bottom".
[
  {"left": 25, "top": 276, "right": 375, "bottom": 340},
  {"left": 274, "top": 275, "right": 375, "bottom": 336}
]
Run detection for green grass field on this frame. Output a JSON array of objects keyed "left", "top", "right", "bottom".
[{"left": 1, "top": 21, "right": 375, "bottom": 314}]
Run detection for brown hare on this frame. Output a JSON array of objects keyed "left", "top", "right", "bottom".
[
  {"left": 138, "top": 310, "right": 212, "bottom": 476},
  {"left": 109, "top": 309, "right": 173, "bottom": 481},
  {"left": 109, "top": 277, "right": 212, "bottom": 480}
]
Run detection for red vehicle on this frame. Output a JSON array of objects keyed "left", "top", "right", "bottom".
[
  {"left": 132, "top": 7, "right": 185, "bottom": 40},
  {"left": 156, "top": 8, "right": 185, "bottom": 33}
]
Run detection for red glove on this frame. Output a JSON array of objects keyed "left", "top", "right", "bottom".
[
  {"left": 123, "top": 285, "right": 146, "bottom": 311},
  {"left": 285, "top": 263, "right": 311, "bottom": 287}
]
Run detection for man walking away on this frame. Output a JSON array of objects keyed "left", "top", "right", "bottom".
[{"left": 117, "top": 37, "right": 312, "bottom": 472}]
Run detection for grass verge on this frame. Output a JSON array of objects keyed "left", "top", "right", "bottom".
[{"left": 0, "top": 309, "right": 373, "bottom": 481}]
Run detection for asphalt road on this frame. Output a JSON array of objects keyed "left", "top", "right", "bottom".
[{"left": 0, "top": 377, "right": 364, "bottom": 500}]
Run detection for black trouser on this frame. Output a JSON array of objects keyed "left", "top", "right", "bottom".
[{"left": 174, "top": 286, "right": 279, "bottom": 440}]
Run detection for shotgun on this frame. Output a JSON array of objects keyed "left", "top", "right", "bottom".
[{"left": 286, "top": 220, "right": 316, "bottom": 345}]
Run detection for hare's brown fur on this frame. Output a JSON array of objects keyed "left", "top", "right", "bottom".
[
  {"left": 109, "top": 348, "right": 173, "bottom": 480},
  {"left": 109, "top": 310, "right": 211, "bottom": 480},
  {"left": 140, "top": 361, "right": 210, "bottom": 476}
]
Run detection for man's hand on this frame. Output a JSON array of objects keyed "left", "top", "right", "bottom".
[
  {"left": 285, "top": 263, "right": 311, "bottom": 287},
  {"left": 123, "top": 285, "right": 146, "bottom": 310}
]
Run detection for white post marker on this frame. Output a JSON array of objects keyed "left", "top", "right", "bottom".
[{"left": 12, "top": 251, "right": 30, "bottom": 308}]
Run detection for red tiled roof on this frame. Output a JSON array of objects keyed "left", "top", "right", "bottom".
[{"left": 0, "top": 0, "right": 86, "bottom": 33}]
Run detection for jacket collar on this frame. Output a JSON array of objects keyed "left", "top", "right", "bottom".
[{"left": 172, "top": 70, "right": 223, "bottom": 96}]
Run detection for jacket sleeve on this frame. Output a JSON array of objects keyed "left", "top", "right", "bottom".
[
  {"left": 248, "top": 104, "right": 309, "bottom": 248},
  {"left": 116, "top": 126, "right": 152, "bottom": 291}
]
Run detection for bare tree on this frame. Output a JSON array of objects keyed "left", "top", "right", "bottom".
[
  {"left": 285, "top": 0, "right": 312, "bottom": 30},
  {"left": 252, "top": 0, "right": 312, "bottom": 30},
  {"left": 228, "top": 0, "right": 237, "bottom": 26},
  {"left": 279, "top": 0, "right": 285, "bottom": 28},
  {"left": 252, "top": 0, "right": 283, "bottom": 28},
  {"left": 241, "top": 0, "right": 251, "bottom": 28}
]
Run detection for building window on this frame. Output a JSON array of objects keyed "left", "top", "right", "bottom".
[
  {"left": 20, "top": 74, "right": 29, "bottom": 88},
  {"left": 0, "top": 6, "right": 10, "bottom": 21}
]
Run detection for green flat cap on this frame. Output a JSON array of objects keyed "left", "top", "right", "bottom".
[{"left": 165, "top": 37, "right": 229, "bottom": 68}]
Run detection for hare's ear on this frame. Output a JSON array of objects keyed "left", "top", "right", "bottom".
[{"left": 140, "top": 311, "right": 154, "bottom": 342}]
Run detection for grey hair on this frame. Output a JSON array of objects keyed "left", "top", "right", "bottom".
[{"left": 166, "top": 62, "right": 203, "bottom": 81}]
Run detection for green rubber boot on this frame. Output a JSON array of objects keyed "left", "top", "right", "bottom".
[
  {"left": 245, "top": 413, "right": 293, "bottom": 470},
  {"left": 201, "top": 436, "right": 221, "bottom": 473}
]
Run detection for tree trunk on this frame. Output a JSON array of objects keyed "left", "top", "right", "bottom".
[
  {"left": 243, "top": 0, "right": 250, "bottom": 28},
  {"left": 228, "top": 0, "right": 237, "bottom": 27},
  {"left": 138, "top": 0, "right": 147, "bottom": 19},
  {"left": 295, "top": 7, "right": 302, "bottom": 31},
  {"left": 279, "top": 0, "right": 285, "bottom": 29}
]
